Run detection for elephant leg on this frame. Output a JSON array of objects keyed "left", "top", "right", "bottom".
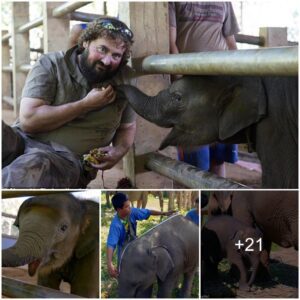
[
  {"left": 227, "top": 251, "right": 249, "bottom": 290},
  {"left": 180, "top": 268, "right": 197, "bottom": 297},
  {"left": 136, "top": 285, "right": 153, "bottom": 297},
  {"left": 157, "top": 275, "right": 178, "bottom": 298},
  {"left": 38, "top": 272, "right": 61, "bottom": 290},
  {"left": 255, "top": 239, "right": 272, "bottom": 282},
  {"left": 159, "top": 192, "right": 164, "bottom": 212}
]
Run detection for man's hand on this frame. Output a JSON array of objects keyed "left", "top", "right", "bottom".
[
  {"left": 90, "top": 145, "right": 124, "bottom": 170},
  {"left": 82, "top": 85, "right": 116, "bottom": 113},
  {"left": 108, "top": 263, "right": 119, "bottom": 278},
  {"left": 163, "top": 210, "right": 177, "bottom": 216}
]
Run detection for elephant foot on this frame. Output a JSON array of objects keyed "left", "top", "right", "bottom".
[{"left": 238, "top": 282, "right": 250, "bottom": 291}]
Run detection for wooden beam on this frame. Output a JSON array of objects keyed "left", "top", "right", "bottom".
[
  {"left": 17, "top": 16, "right": 43, "bottom": 33},
  {"left": 52, "top": 1, "right": 92, "bottom": 17},
  {"left": 43, "top": 2, "right": 70, "bottom": 53},
  {"left": 12, "top": 2, "right": 30, "bottom": 116},
  {"left": 2, "top": 276, "right": 82, "bottom": 298},
  {"left": 145, "top": 152, "right": 248, "bottom": 189},
  {"left": 70, "top": 11, "right": 102, "bottom": 22}
]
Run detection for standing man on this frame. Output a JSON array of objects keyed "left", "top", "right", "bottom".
[
  {"left": 106, "top": 192, "right": 176, "bottom": 278},
  {"left": 169, "top": 2, "right": 240, "bottom": 177},
  {"left": 3, "top": 18, "right": 137, "bottom": 188}
]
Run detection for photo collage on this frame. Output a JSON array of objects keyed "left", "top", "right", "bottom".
[{"left": 1, "top": 1, "right": 299, "bottom": 299}]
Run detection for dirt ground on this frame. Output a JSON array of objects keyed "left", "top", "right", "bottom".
[
  {"left": 2, "top": 105, "right": 262, "bottom": 188},
  {"left": 202, "top": 247, "right": 299, "bottom": 298}
]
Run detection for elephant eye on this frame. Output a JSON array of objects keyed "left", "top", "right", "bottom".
[
  {"left": 60, "top": 224, "right": 68, "bottom": 232},
  {"left": 172, "top": 92, "right": 182, "bottom": 102}
]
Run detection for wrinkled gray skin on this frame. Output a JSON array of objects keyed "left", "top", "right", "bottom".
[
  {"left": 118, "top": 215, "right": 199, "bottom": 298},
  {"left": 118, "top": 76, "right": 298, "bottom": 188},
  {"left": 202, "top": 215, "right": 263, "bottom": 290},
  {"left": 208, "top": 191, "right": 298, "bottom": 281},
  {"left": 2, "top": 194, "right": 99, "bottom": 298}
]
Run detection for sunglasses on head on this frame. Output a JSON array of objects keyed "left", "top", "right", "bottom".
[{"left": 98, "top": 19, "right": 134, "bottom": 41}]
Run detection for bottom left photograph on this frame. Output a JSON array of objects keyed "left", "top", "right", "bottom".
[{"left": 2, "top": 190, "right": 100, "bottom": 298}]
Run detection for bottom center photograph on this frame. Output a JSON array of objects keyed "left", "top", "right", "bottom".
[{"left": 100, "top": 190, "right": 200, "bottom": 298}]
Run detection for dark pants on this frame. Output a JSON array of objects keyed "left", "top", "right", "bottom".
[{"left": 2, "top": 122, "right": 96, "bottom": 188}]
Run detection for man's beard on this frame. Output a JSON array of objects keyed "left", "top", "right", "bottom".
[{"left": 78, "top": 48, "right": 119, "bottom": 84}]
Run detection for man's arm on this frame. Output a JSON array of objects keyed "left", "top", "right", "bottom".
[
  {"left": 149, "top": 210, "right": 176, "bottom": 216},
  {"left": 91, "top": 121, "right": 136, "bottom": 170},
  {"left": 19, "top": 85, "right": 116, "bottom": 133},
  {"left": 169, "top": 26, "right": 179, "bottom": 54},
  {"left": 106, "top": 247, "right": 119, "bottom": 278},
  {"left": 226, "top": 35, "right": 238, "bottom": 50}
]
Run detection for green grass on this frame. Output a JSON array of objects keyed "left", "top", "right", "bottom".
[{"left": 100, "top": 194, "right": 199, "bottom": 298}]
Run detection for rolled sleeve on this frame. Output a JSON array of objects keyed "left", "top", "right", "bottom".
[
  {"left": 169, "top": 2, "right": 177, "bottom": 28},
  {"left": 132, "top": 207, "right": 151, "bottom": 221},
  {"left": 22, "top": 55, "right": 57, "bottom": 104}
]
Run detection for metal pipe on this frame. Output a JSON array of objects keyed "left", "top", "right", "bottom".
[
  {"left": 145, "top": 152, "right": 247, "bottom": 189},
  {"left": 235, "top": 33, "right": 263, "bottom": 46},
  {"left": 52, "top": 1, "right": 93, "bottom": 18},
  {"left": 2, "top": 276, "right": 82, "bottom": 298},
  {"left": 2, "top": 33, "right": 11, "bottom": 42},
  {"left": 17, "top": 17, "right": 43, "bottom": 33},
  {"left": 2, "top": 66, "right": 12, "bottom": 72},
  {"left": 142, "top": 46, "right": 298, "bottom": 76},
  {"left": 19, "top": 64, "right": 32, "bottom": 73},
  {"left": 70, "top": 11, "right": 103, "bottom": 22},
  {"left": 3, "top": 96, "right": 13, "bottom": 106}
]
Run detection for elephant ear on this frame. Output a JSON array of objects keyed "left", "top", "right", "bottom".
[
  {"left": 151, "top": 246, "right": 174, "bottom": 281},
  {"left": 74, "top": 201, "right": 99, "bottom": 259},
  {"left": 219, "top": 77, "right": 267, "bottom": 140}
]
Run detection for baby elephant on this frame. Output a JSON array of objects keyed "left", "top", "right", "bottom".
[{"left": 202, "top": 215, "right": 263, "bottom": 290}]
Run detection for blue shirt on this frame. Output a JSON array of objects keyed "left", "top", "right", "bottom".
[
  {"left": 186, "top": 209, "right": 199, "bottom": 225},
  {"left": 107, "top": 207, "right": 151, "bottom": 261}
]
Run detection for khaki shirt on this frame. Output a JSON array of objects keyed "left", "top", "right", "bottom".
[
  {"left": 18, "top": 46, "right": 136, "bottom": 156},
  {"left": 169, "top": 2, "right": 240, "bottom": 52}
]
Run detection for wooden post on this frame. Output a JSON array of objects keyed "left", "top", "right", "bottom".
[
  {"left": 259, "top": 27, "right": 288, "bottom": 47},
  {"left": 119, "top": 2, "right": 176, "bottom": 188},
  {"left": 2, "top": 30, "right": 12, "bottom": 107},
  {"left": 43, "top": 2, "right": 70, "bottom": 53},
  {"left": 11, "top": 2, "right": 30, "bottom": 116}
]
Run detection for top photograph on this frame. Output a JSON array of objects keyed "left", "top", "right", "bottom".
[{"left": 2, "top": 1, "right": 298, "bottom": 189}]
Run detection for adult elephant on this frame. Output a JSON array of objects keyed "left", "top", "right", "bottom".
[
  {"left": 118, "top": 75, "right": 298, "bottom": 188},
  {"left": 118, "top": 214, "right": 199, "bottom": 298},
  {"left": 208, "top": 191, "right": 298, "bottom": 250},
  {"left": 2, "top": 193, "right": 99, "bottom": 298}
]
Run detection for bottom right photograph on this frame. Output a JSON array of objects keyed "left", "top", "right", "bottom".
[{"left": 201, "top": 190, "right": 298, "bottom": 298}]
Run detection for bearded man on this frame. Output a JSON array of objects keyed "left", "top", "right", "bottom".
[{"left": 2, "top": 18, "right": 137, "bottom": 188}]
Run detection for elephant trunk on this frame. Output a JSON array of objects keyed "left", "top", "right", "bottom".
[
  {"left": 117, "top": 85, "right": 173, "bottom": 128},
  {"left": 2, "top": 234, "right": 46, "bottom": 276}
]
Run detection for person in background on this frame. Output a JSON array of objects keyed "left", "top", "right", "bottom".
[
  {"left": 186, "top": 197, "right": 199, "bottom": 226},
  {"left": 169, "top": 2, "right": 240, "bottom": 178},
  {"left": 106, "top": 192, "right": 176, "bottom": 278}
]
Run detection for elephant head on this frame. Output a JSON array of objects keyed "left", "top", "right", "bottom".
[
  {"left": 118, "top": 76, "right": 267, "bottom": 149},
  {"left": 118, "top": 240, "right": 175, "bottom": 298},
  {"left": 208, "top": 191, "right": 233, "bottom": 216},
  {"left": 2, "top": 193, "right": 99, "bottom": 277}
]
